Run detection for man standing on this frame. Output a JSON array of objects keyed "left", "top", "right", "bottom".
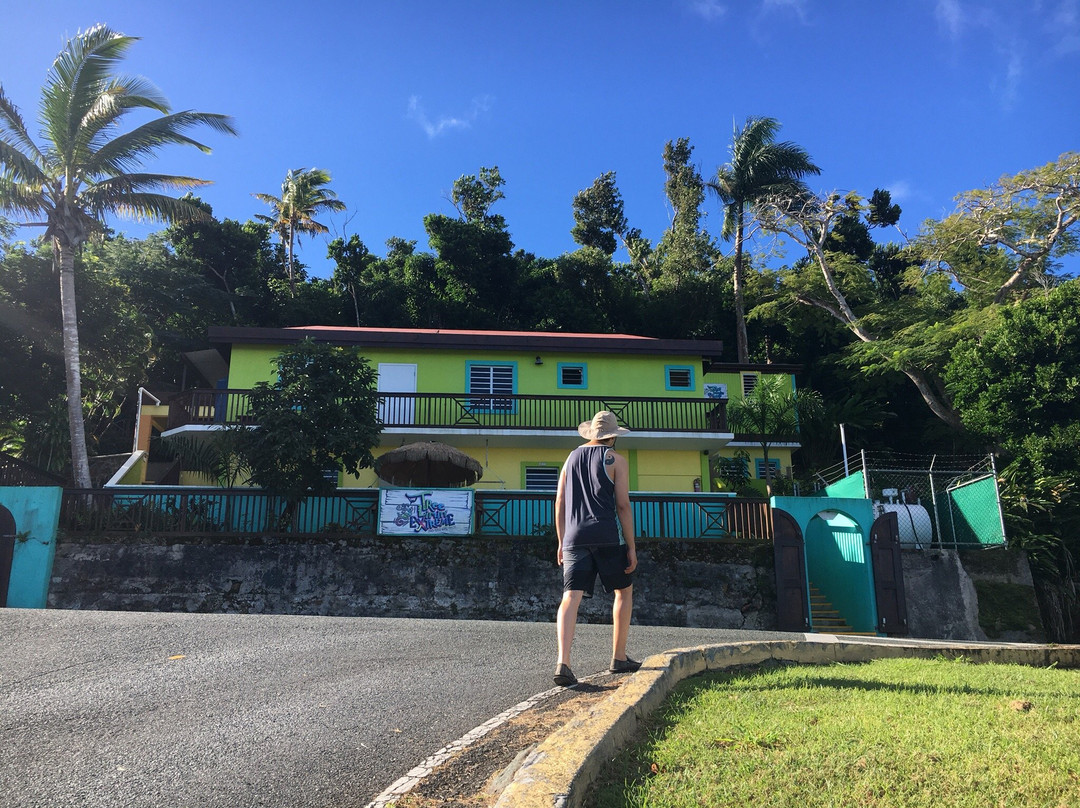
[{"left": 553, "top": 411, "right": 640, "bottom": 686}]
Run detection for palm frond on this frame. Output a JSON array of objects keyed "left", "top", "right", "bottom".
[
  {"left": 75, "top": 76, "right": 172, "bottom": 156},
  {"left": 0, "top": 176, "right": 49, "bottom": 218},
  {"left": 40, "top": 25, "right": 139, "bottom": 160},
  {"left": 0, "top": 87, "right": 45, "bottom": 166},
  {"left": 87, "top": 111, "right": 237, "bottom": 176},
  {"left": 0, "top": 140, "right": 47, "bottom": 187},
  {"left": 86, "top": 190, "right": 214, "bottom": 224}
]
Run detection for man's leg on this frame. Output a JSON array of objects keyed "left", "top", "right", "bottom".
[
  {"left": 611, "top": 584, "right": 633, "bottom": 662},
  {"left": 557, "top": 589, "right": 584, "bottom": 666}
]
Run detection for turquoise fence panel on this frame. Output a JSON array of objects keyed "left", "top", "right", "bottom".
[
  {"left": 475, "top": 493, "right": 555, "bottom": 537},
  {"left": 946, "top": 475, "right": 1005, "bottom": 547},
  {"left": 820, "top": 471, "right": 866, "bottom": 499},
  {"left": 1, "top": 486, "right": 62, "bottom": 608}
]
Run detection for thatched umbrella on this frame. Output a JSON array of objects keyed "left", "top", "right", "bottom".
[{"left": 374, "top": 442, "right": 483, "bottom": 487}]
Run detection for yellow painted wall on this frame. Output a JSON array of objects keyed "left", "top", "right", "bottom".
[{"left": 342, "top": 444, "right": 703, "bottom": 492}]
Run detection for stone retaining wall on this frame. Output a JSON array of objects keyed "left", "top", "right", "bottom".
[
  {"left": 48, "top": 535, "right": 1043, "bottom": 642},
  {"left": 48, "top": 536, "right": 778, "bottom": 630}
]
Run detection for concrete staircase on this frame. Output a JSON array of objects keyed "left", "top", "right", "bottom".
[
  {"left": 808, "top": 584, "right": 853, "bottom": 633},
  {"left": 808, "top": 584, "right": 880, "bottom": 636}
]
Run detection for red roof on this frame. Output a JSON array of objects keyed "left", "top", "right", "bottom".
[{"left": 288, "top": 325, "right": 657, "bottom": 341}]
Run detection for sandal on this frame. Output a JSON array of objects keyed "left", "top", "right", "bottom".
[
  {"left": 609, "top": 656, "right": 641, "bottom": 674},
  {"left": 553, "top": 663, "right": 578, "bottom": 687}
]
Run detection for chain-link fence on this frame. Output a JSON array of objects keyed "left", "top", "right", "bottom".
[{"left": 812, "top": 452, "right": 1006, "bottom": 549}]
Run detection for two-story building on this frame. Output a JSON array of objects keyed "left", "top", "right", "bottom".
[{"left": 144, "top": 325, "right": 802, "bottom": 495}]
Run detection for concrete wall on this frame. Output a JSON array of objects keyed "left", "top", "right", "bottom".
[
  {"left": 902, "top": 547, "right": 1044, "bottom": 642},
  {"left": 48, "top": 536, "right": 778, "bottom": 630}
]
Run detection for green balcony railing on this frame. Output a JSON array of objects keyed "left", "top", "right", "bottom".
[{"left": 165, "top": 390, "right": 728, "bottom": 433}]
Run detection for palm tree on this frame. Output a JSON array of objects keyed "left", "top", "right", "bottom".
[
  {"left": 254, "top": 168, "right": 345, "bottom": 295},
  {"left": 710, "top": 117, "right": 820, "bottom": 364},
  {"left": 0, "top": 25, "right": 236, "bottom": 488},
  {"left": 727, "top": 375, "right": 822, "bottom": 498}
]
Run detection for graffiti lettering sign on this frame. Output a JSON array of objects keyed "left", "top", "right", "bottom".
[{"left": 377, "top": 489, "right": 474, "bottom": 536}]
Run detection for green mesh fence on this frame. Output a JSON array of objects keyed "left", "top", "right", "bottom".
[
  {"left": 945, "top": 475, "right": 1005, "bottom": 547},
  {"left": 813, "top": 454, "right": 1005, "bottom": 549}
]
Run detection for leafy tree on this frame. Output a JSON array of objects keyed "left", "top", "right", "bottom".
[
  {"left": 326, "top": 233, "right": 382, "bottom": 324},
  {"left": 709, "top": 117, "right": 821, "bottom": 363},
  {"left": 654, "top": 138, "right": 716, "bottom": 290},
  {"left": 166, "top": 196, "right": 278, "bottom": 325},
  {"left": 0, "top": 238, "right": 159, "bottom": 467},
  {"left": 0, "top": 25, "right": 236, "bottom": 487},
  {"left": 726, "top": 374, "right": 822, "bottom": 497},
  {"left": 921, "top": 152, "right": 1080, "bottom": 304},
  {"left": 238, "top": 339, "right": 381, "bottom": 520},
  {"left": 571, "top": 171, "right": 654, "bottom": 295},
  {"left": 944, "top": 280, "right": 1080, "bottom": 641},
  {"left": 754, "top": 189, "right": 968, "bottom": 431},
  {"left": 944, "top": 280, "right": 1080, "bottom": 476},
  {"left": 424, "top": 166, "right": 522, "bottom": 327},
  {"left": 254, "top": 167, "right": 345, "bottom": 296},
  {"left": 450, "top": 166, "right": 506, "bottom": 230},
  {"left": 996, "top": 461, "right": 1080, "bottom": 642}
]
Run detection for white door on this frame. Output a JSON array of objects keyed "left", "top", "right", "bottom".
[{"left": 377, "top": 363, "right": 417, "bottom": 424}]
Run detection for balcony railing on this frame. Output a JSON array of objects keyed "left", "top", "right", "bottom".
[
  {"left": 58, "top": 488, "right": 771, "bottom": 542},
  {"left": 166, "top": 389, "right": 728, "bottom": 433}
]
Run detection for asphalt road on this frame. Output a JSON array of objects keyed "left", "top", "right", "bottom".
[{"left": 1, "top": 608, "right": 792, "bottom": 807}]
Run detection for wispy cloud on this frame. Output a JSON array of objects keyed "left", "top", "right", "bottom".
[
  {"left": 935, "top": 0, "right": 965, "bottom": 39},
  {"left": 885, "top": 180, "right": 915, "bottom": 204},
  {"left": 687, "top": 0, "right": 727, "bottom": 21},
  {"left": 762, "top": 0, "right": 809, "bottom": 23},
  {"left": 994, "top": 50, "right": 1023, "bottom": 111},
  {"left": 407, "top": 95, "right": 493, "bottom": 139},
  {"left": 1048, "top": 0, "right": 1080, "bottom": 55}
]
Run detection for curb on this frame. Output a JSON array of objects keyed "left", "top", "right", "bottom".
[{"left": 493, "top": 636, "right": 1080, "bottom": 808}]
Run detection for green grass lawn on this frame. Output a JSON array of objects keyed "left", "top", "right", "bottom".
[{"left": 589, "top": 657, "right": 1080, "bottom": 808}]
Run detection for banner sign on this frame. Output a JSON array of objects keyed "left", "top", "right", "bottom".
[{"left": 377, "top": 488, "right": 475, "bottom": 536}]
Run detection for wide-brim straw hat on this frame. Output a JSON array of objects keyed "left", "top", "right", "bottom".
[{"left": 578, "top": 410, "right": 631, "bottom": 441}]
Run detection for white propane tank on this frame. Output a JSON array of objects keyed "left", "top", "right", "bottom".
[{"left": 874, "top": 502, "right": 934, "bottom": 548}]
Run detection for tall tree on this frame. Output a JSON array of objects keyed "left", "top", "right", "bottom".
[
  {"left": 754, "top": 189, "right": 967, "bottom": 431},
  {"left": 0, "top": 25, "right": 236, "bottom": 487},
  {"left": 450, "top": 165, "right": 506, "bottom": 229},
  {"left": 709, "top": 117, "right": 820, "bottom": 363},
  {"left": 654, "top": 138, "right": 716, "bottom": 290},
  {"left": 254, "top": 167, "right": 345, "bottom": 296},
  {"left": 571, "top": 171, "right": 654, "bottom": 295}
]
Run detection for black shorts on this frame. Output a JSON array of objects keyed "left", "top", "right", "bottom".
[{"left": 562, "top": 545, "right": 633, "bottom": 598}]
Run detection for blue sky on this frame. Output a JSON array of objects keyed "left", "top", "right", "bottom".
[{"left": 2, "top": 0, "right": 1078, "bottom": 278}]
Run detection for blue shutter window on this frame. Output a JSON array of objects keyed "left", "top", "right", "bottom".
[
  {"left": 557, "top": 363, "right": 587, "bottom": 389},
  {"left": 665, "top": 365, "right": 695, "bottom": 390}
]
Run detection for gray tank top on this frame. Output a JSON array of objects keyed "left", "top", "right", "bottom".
[{"left": 561, "top": 444, "right": 619, "bottom": 549}]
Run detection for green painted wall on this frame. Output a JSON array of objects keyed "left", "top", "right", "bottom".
[{"left": 228, "top": 343, "right": 712, "bottom": 397}]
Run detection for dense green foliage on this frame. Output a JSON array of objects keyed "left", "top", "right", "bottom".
[{"left": 239, "top": 340, "right": 381, "bottom": 509}]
